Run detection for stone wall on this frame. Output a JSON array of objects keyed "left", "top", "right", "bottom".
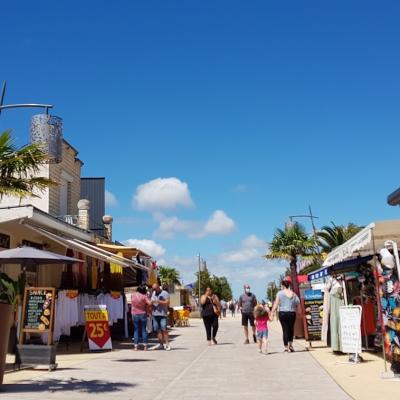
[{"left": 48, "top": 140, "right": 82, "bottom": 217}]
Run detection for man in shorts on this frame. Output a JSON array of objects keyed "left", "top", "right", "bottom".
[
  {"left": 150, "top": 283, "right": 171, "bottom": 351},
  {"left": 238, "top": 284, "right": 257, "bottom": 344}
]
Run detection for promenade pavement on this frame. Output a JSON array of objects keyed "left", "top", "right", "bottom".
[{"left": 1, "top": 315, "right": 350, "bottom": 400}]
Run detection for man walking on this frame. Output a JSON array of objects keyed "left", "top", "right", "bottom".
[
  {"left": 220, "top": 299, "right": 228, "bottom": 318},
  {"left": 150, "top": 283, "right": 171, "bottom": 351},
  {"left": 238, "top": 284, "right": 257, "bottom": 344}
]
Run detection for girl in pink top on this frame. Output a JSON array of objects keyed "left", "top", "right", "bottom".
[{"left": 254, "top": 305, "right": 270, "bottom": 354}]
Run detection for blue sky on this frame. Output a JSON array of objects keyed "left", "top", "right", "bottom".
[{"left": 1, "top": 1, "right": 400, "bottom": 299}]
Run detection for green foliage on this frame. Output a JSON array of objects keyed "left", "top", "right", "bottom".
[
  {"left": 210, "top": 276, "right": 232, "bottom": 301},
  {"left": 0, "top": 272, "right": 17, "bottom": 305},
  {"left": 267, "top": 223, "right": 317, "bottom": 260},
  {"left": 158, "top": 266, "right": 181, "bottom": 286},
  {"left": 193, "top": 270, "right": 233, "bottom": 300},
  {"left": 266, "top": 223, "right": 317, "bottom": 295},
  {"left": 266, "top": 281, "right": 279, "bottom": 302},
  {"left": 0, "top": 130, "right": 55, "bottom": 199},
  {"left": 317, "top": 222, "right": 363, "bottom": 253}
]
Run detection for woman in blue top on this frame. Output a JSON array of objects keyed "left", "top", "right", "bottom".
[{"left": 271, "top": 280, "right": 300, "bottom": 352}]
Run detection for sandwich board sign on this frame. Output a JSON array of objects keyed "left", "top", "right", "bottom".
[
  {"left": 84, "top": 305, "right": 112, "bottom": 351},
  {"left": 339, "top": 305, "right": 362, "bottom": 354}
]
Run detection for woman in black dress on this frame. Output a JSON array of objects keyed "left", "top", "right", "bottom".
[{"left": 200, "top": 287, "right": 221, "bottom": 345}]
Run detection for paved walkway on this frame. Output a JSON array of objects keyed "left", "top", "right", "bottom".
[{"left": 1, "top": 316, "right": 350, "bottom": 400}]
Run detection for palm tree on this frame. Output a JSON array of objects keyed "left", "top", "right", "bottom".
[
  {"left": 317, "top": 222, "right": 363, "bottom": 253},
  {"left": 0, "top": 130, "right": 54, "bottom": 199},
  {"left": 158, "top": 266, "right": 181, "bottom": 286},
  {"left": 266, "top": 223, "right": 317, "bottom": 296}
]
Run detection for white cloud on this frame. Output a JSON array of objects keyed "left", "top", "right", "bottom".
[
  {"left": 203, "top": 210, "right": 236, "bottom": 235},
  {"left": 242, "top": 234, "right": 266, "bottom": 249},
  {"left": 153, "top": 210, "right": 236, "bottom": 239},
  {"left": 219, "top": 234, "right": 267, "bottom": 264},
  {"left": 123, "top": 238, "right": 166, "bottom": 259},
  {"left": 154, "top": 215, "right": 200, "bottom": 239},
  {"left": 133, "top": 177, "right": 194, "bottom": 212},
  {"left": 235, "top": 184, "right": 247, "bottom": 192},
  {"left": 105, "top": 190, "right": 118, "bottom": 207}
]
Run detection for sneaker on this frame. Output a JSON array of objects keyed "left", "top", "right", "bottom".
[
  {"left": 150, "top": 344, "right": 164, "bottom": 351},
  {"left": 258, "top": 349, "right": 262, "bottom": 353},
  {"left": 164, "top": 344, "right": 171, "bottom": 351},
  {"left": 134, "top": 345, "right": 138, "bottom": 351},
  {"left": 253, "top": 334, "right": 257, "bottom": 343},
  {"left": 244, "top": 339, "right": 250, "bottom": 344}
]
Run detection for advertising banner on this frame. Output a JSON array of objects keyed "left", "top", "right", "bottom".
[{"left": 303, "top": 290, "right": 323, "bottom": 341}]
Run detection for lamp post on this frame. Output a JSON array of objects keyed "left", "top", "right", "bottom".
[
  {"left": 197, "top": 253, "right": 201, "bottom": 303},
  {"left": 197, "top": 253, "right": 207, "bottom": 308},
  {"left": 0, "top": 82, "right": 63, "bottom": 163}
]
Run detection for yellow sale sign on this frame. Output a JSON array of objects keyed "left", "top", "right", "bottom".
[{"left": 84, "top": 305, "right": 112, "bottom": 350}]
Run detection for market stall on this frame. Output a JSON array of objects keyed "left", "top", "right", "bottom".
[{"left": 315, "top": 220, "right": 400, "bottom": 374}]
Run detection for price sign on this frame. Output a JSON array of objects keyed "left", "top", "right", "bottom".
[
  {"left": 84, "top": 305, "right": 112, "bottom": 351},
  {"left": 339, "top": 306, "right": 362, "bottom": 354}
]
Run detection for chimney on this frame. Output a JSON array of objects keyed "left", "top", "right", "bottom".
[
  {"left": 77, "top": 199, "right": 90, "bottom": 230},
  {"left": 102, "top": 215, "right": 113, "bottom": 240}
]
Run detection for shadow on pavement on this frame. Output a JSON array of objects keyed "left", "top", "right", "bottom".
[
  {"left": 113, "top": 358, "right": 155, "bottom": 362},
  {"left": 1, "top": 378, "right": 135, "bottom": 394}
]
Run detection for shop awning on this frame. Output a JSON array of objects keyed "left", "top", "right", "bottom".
[
  {"left": 22, "top": 223, "right": 148, "bottom": 271},
  {"left": 322, "top": 220, "right": 400, "bottom": 267},
  {"left": 96, "top": 243, "right": 151, "bottom": 258}
]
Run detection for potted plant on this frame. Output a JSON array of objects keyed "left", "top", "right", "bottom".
[{"left": 0, "top": 272, "right": 17, "bottom": 385}]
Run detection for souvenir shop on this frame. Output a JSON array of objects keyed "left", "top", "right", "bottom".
[
  {"left": 0, "top": 209, "right": 150, "bottom": 347},
  {"left": 28, "top": 226, "right": 151, "bottom": 344},
  {"left": 309, "top": 220, "right": 400, "bottom": 373}
]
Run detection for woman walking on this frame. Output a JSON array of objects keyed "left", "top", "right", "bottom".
[
  {"left": 200, "top": 287, "right": 221, "bottom": 345},
  {"left": 271, "top": 280, "right": 300, "bottom": 352},
  {"left": 131, "top": 285, "right": 151, "bottom": 351}
]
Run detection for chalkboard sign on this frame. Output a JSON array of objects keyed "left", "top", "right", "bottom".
[
  {"left": 20, "top": 287, "right": 55, "bottom": 345},
  {"left": 303, "top": 290, "right": 323, "bottom": 342}
]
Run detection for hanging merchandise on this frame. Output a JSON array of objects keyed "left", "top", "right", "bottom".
[
  {"left": 329, "top": 276, "right": 345, "bottom": 352},
  {"left": 147, "top": 261, "right": 158, "bottom": 286},
  {"left": 378, "top": 253, "right": 400, "bottom": 374}
]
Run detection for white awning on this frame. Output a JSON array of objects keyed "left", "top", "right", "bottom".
[
  {"left": 22, "top": 223, "right": 148, "bottom": 271},
  {"left": 323, "top": 220, "right": 400, "bottom": 267}
]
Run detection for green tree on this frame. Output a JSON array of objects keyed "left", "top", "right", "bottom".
[
  {"left": 318, "top": 222, "right": 363, "bottom": 253},
  {"left": 211, "top": 276, "right": 233, "bottom": 300},
  {"left": 193, "top": 269, "right": 212, "bottom": 298},
  {"left": 266, "top": 223, "right": 317, "bottom": 296},
  {"left": 193, "top": 270, "right": 233, "bottom": 300},
  {"left": 158, "top": 266, "right": 181, "bottom": 286},
  {"left": 266, "top": 281, "right": 278, "bottom": 302},
  {"left": 0, "top": 130, "right": 54, "bottom": 199}
]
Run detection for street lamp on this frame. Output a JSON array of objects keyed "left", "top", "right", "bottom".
[
  {"left": 197, "top": 253, "right": 207, "bottom": 306},
  {"left": 0, "top": 82, "right": 63, "bottom": 163}
]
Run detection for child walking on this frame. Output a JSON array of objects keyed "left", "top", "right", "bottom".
[{"left": 254, "top": 304, "right": 270, "bottom": 354}]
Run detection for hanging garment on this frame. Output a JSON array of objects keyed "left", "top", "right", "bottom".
[{"left": 330, "top": 280, "right": 344, "bottom": 352}]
